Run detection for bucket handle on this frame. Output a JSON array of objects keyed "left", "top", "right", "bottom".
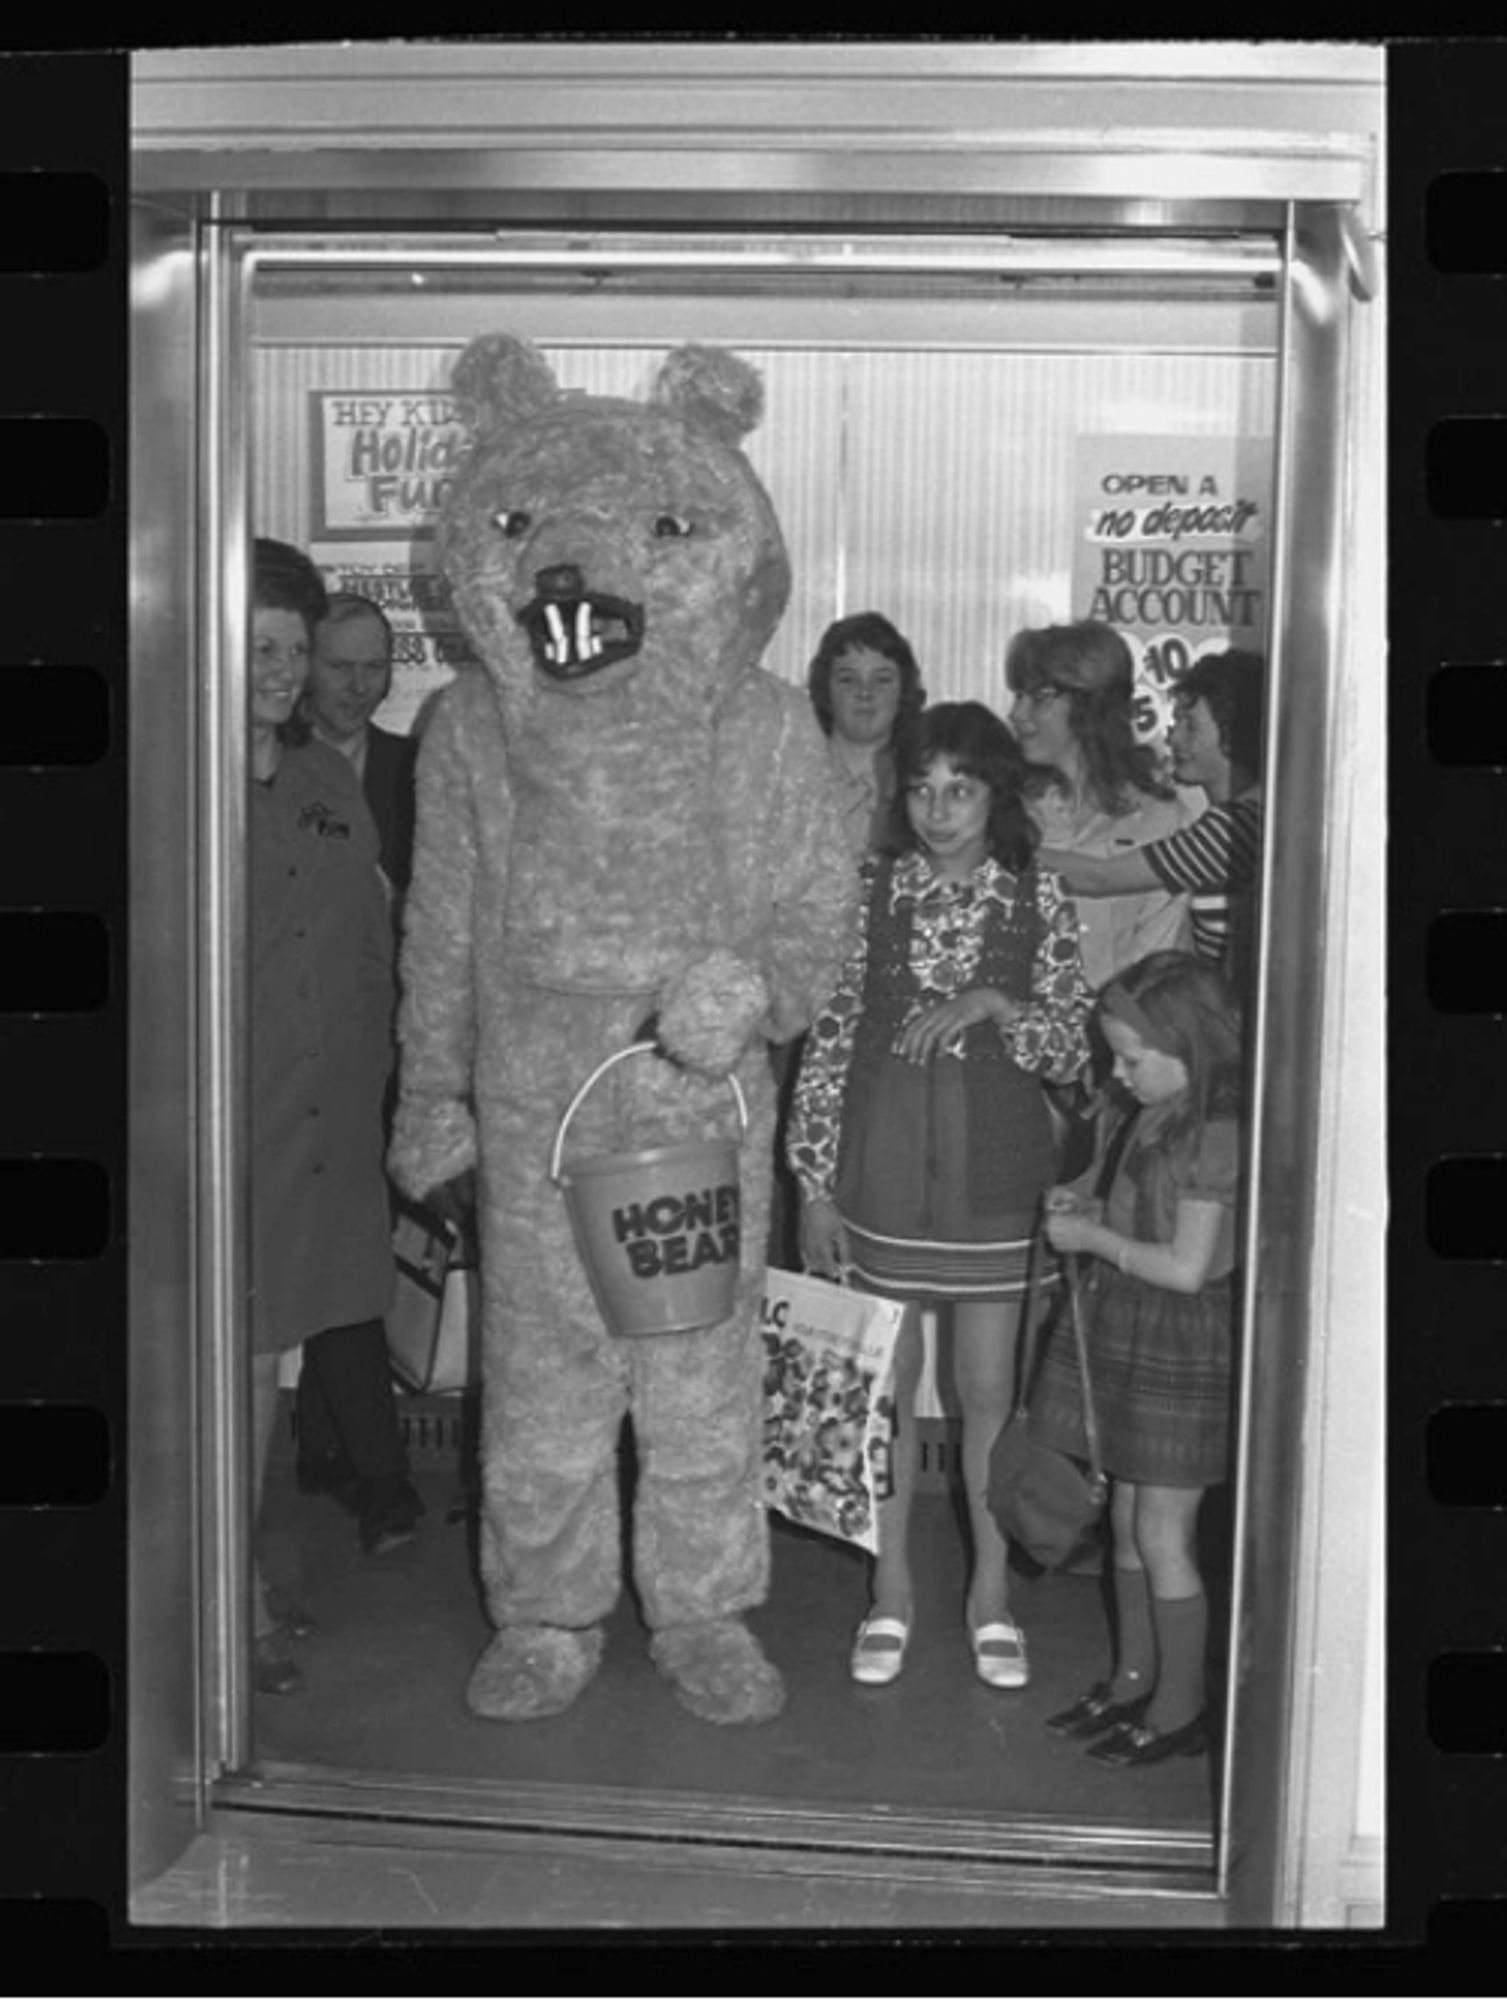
[{"left": 549, "top": 1041, "right": 750, "bottom": 1186}]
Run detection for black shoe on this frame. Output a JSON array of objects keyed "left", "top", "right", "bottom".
[
  {"left": 252, "top": 1633, "right": 305, "bottom": 1697},
  {"left": 356, "top": 1475, "right": 425, "bottom": 1556},
  {"left": 262, "top": 1582, "right": 316, "bottom": 1640},
  {"left": 1087, "top": 1712, "right": 1208, "bottom": 1767},
  {"left": 1044, "top": 1680, "right": 1152, "bottom": 1739},
  {"left": 296, "top": 1451, "right": 359, "bottom": 1507}
]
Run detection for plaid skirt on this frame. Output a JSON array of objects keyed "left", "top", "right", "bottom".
[{"left": 1028, "top": 1263, "right": 1235, "bottom": 1488}]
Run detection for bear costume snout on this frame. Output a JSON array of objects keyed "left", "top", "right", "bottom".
[{"left": 516, "top": 564, "right": 646, "bottom": 681}]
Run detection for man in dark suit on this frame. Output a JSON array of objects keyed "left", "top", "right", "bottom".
[
  {"left": 305, "top": 593, "right": 419, "bottom": 896},
  {"left": 292, "top": 591, "right": 424, "bottom": 1550}
]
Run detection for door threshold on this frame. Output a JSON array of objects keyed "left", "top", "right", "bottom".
[{"left": 215, "top": 1759, "right": 1217, "bottom": 1896}]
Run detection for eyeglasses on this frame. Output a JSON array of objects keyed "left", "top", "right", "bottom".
[{"left": 1012, "top": 685, "right": 1068, "bottom": 711}]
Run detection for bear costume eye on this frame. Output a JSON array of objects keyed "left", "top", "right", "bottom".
[
  {"left": 494, "top": 510, "right": 532, "bottom": 538},
  {"left": 654, "top": 513, "right": 693, "bottom": 539}
]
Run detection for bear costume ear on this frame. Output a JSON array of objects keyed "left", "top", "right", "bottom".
[
  {"left": 448, "top": 333, "right": 560, "bottom": 440},
  {"left": 653, "top": 344, "right": 765, "bottom": 446}
]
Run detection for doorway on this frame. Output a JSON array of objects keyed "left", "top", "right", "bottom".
[
  {"left": 191, "top": 223, "right": 1293, "bottom": 1886},
  {"left": 140, "top": 199, "right": 1359, "bottom": 1904}
]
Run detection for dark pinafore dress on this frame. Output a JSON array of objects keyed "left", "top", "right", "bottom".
[{"left": 833, "top": 857, "right": 1064, "bottom": 1303}]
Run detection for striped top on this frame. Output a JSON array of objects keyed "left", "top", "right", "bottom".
[{"left": 1143, "top": 792, "right": 1263, "bottom": 975}]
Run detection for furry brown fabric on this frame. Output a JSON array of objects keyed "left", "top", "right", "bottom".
[{"left": 391, "top": 337, "right": 856, "bottom": 1721}]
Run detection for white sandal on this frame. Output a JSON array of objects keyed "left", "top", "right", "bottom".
[
  {"left": 971, "top": 1618, "right": 1029, "bottom": 1689},
  {"left": 850, "top": 1612, "right": 910, "bottom": 1686}
]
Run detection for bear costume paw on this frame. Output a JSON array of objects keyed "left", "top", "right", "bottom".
[
  {"left": 649, "top": 1616, "right": 786, "bottom": 1725},
  {"left": 657, "top": 949, "right": 769, "bottom": 1078},
  {"left": 466, "top": 1624, "right": 605, "bottom": 1722}
]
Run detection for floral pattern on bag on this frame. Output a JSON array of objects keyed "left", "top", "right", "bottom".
[{"left": 763, "top": 1333, "right": 897, "bottom": 1547}]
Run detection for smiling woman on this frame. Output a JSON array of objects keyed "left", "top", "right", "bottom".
[{"left": 245, "top": 539, "right": 422, "bottom": 1686}]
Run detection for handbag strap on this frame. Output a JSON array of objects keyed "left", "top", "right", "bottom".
[
  {"left": 1012, "top": 1245, "right": 1103, "bottom": 1482},
  {"left": 1063, "top": 1256, "right": 1103, "bottom": 1482},
  {"left": 1012, "top": 1102, "right": 1142, "bottom": 1468},
  {"left": 1067, "top": 1101, "right": 1141, "bottom": 1476}
]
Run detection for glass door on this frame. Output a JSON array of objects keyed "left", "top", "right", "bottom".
[{"left": 186, "top": 217, "right": 1332, "bottom": 1902}]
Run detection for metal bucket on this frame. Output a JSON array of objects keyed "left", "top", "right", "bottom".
[{"left": 549, "top": 1042, "right": 748, "bottom": 1338}]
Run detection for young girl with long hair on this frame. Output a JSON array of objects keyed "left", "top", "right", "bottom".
[
  {"left": 1031, "top": 949, "right": 1244, "bottom": 1766},
  {"left": 788, "top": 701, "right": 1091, "bottom": 1690}
]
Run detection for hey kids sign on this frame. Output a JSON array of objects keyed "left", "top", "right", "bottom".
[
  {"left": 1072, "top": 435, "right": 1272, "bottom": 739},
  {"left": 310, "top": 389, "right": 467, "bottom": 539}
]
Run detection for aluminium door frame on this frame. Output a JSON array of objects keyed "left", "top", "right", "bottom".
[{"left": 174, "top": 210, "right": 1347, "bottom": 1917}]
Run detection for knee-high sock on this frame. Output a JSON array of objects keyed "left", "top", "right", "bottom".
[
  {"left": 1110, "top": 1564, "right": 1157, "bottom": 1699},
  {"left": 1146, "top": 1589, "right": 1208, "bottom": 1732}
]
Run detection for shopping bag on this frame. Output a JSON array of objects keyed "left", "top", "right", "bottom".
[
  {"left": 385, "top": 1198, "right": 479, "bottom": 1395},
  {"left": 760, "top": 1266, "right": 908, "bottom": 1554}
]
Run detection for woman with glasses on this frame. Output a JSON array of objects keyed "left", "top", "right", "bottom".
[{"left": 1005, "top": 621, "right": 1195, "bottom": 995}]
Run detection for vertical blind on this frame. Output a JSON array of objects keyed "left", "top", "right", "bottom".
[
  {"left": 253, "top": 336, "right": 1275, "bottom": 713},
  {"left": 252, "top": 316, "right": 1275, "bottom": 1418}
]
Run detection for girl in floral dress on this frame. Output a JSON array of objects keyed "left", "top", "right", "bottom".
[{"left": 788, "top": 702, "right": 1091, "bottom": 1690}]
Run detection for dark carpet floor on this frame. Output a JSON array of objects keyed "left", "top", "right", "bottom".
[{"left": 253, "top": 1400, "right": 1221, "bottom": 1843}]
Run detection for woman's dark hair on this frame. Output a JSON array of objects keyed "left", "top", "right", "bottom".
[
  {"left": 1101, "top": 948, "right": 1244, "bottom": 1147},
  {"left": 1005, "top": 619, "right": 1173, "bottom": 815},
  {"left": 806, "top": 611, "right": 926, "bottom": 739},
  {"left": 890, "top": 700, "right": 1038, "bottom": 874},
  {"left": 252, "top": 537, "right": 328, "bottom": 748},
  {"left": 1174, "top": 649, "right": 1265, "bottom": 784}
]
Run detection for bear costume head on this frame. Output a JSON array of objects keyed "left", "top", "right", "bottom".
[
  {"left": 438, "top": 335, "right": 791, "bottom": 721},
  {"left": 427, "top": 334, "right": 815, "bottom": 1063}
]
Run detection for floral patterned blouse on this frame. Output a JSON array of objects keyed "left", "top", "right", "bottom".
[{"left": 788, "top": 848, "right": 1091, "bottom": 1202}]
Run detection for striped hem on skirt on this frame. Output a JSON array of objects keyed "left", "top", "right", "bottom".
[{"left": 843, "top": 1217, "right": 1056, "bottom": 1303}]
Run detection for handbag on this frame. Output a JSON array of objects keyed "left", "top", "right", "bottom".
[
  {"left": 987, "top": 1236, "right": 1107, "bottom": 1572},
  {"left": 760, "top": 1265, "right": 909, "bottom": 1554},
  {"left": 385, "top": 1196, "right": 479, "bottom": 1395}
]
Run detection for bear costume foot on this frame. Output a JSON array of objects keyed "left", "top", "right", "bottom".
[
  {"left": 466, "top": 1624, "right": 605, "bottom": 1722},
  {"left": 649, "top": 1615, "right": 786, "bottom": 1725}
]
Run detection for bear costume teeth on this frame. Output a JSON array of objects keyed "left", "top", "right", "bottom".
[{"left": 517, "top": 585, "right": 646, "bottom": 679}]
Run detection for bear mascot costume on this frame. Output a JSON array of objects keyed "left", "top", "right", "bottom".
[{"left": 389, "top": 335, "right": 857, "bottom": 1725}]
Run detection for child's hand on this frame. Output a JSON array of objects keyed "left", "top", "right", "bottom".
[
  {"left": 656, "top": 949, "right": 769, "bottom": 1076},
  {"left": 801, "top": 1196, "right": 848, "bottom": 1279},
  {"left": 1043, "top": 1187, "right": 1102, "bottom": 1224},
  {"left": 1044, "top": 1209, "right": 1097, "bottom": 1256}
]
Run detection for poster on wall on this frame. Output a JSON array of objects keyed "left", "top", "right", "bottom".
[
  {"left": 1072, "top": 434, "right": 1272, "bottom": 741},
  {"left": 308, "top": 388, "right": 477, "bottom": 736},
  {"left": 310, "top": 387, "right": 466, "bottom": 539}
]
